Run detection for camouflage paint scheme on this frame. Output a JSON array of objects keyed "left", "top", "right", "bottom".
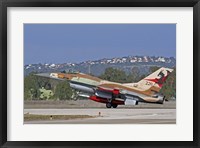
[{"left": 36, "top": 67, "right": 173, "bottom": 108}]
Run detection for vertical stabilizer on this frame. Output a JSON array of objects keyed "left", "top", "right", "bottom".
[{"left": 137, "top": 67, "right": 173, "bottom": 90}]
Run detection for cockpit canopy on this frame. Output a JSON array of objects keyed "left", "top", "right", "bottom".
[{"left": 60, "top": 69, "right": 79, "bottom": 74}]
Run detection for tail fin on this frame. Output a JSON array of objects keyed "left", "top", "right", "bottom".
[{"left": 137, "top": 67, "right": 173, "bottom": 90}]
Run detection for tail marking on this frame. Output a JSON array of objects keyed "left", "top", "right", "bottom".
[{"left": 144, "top": 70, "right": 171, "bottom": 88}]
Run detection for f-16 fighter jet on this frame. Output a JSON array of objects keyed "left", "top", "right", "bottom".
[{"left": 36, "top": 67, "right": 173, "bottom": 108}]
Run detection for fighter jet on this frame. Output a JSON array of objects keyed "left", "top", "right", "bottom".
[{"left": 36, "top": 67, "right": 173, "bottom": 108}]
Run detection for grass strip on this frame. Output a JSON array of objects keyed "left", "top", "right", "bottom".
[{"left": 24, "top": 114, "right": 94, "bottom": 121}]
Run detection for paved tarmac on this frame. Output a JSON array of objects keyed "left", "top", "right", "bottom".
[{"left": 24, "top": 109, "right": 176, "bottom": 124}]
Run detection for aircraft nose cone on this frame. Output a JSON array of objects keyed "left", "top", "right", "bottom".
[{"left": 35, "top": 73, "right": 51, "bottom": 78}]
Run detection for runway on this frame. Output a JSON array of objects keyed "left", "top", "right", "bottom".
[{"left": 24, "top": 109, "right": 176, "bottom": 124}]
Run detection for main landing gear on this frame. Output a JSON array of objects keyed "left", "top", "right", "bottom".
[{"left": 106, "top": 103, "right": 118, "bottom": 108}]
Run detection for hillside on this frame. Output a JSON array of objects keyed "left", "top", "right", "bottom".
[{"left": 24, "top": 56, "right": 176, "bottom": 76}]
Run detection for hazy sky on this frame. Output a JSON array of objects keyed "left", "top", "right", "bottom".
[{"left": 24, "top": 24, "right": 176, "bottom": 65}]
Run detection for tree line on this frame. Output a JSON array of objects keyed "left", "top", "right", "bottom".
[
  {"left": 24, "top": 72, "right": 73, "bottom": 100},
  {"left": 24, "top": 66, "right": 176, "bottom": 100}
]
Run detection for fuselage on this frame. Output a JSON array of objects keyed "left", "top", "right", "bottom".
[{"left": 49, "top": 72, "right": 164, "bottom": 105}]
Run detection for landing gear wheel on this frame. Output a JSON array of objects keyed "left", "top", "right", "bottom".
[
  {"left": 106, "top": 103, "right": 112, "bottom": 108},
  {"left": 112, "top": 104, "right": 118, "bottom": 108}
]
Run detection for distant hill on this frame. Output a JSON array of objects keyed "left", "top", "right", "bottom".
[{"left": 24, "top": 56, "right": 176, "bottom": 76}]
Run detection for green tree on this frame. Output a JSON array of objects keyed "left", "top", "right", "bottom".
[
  {"left": 24, "top": 72, "right": 41, "bottom": 100},
  {"left": 126, "top": 67, "right": 141, "bottom": 82},
  {"left": 99, "top": 67, "right": 128, "bottom": 83},
  {"left": 53, "top": 81, "right": 73, "bottom": 100},
  {"left": 39, "top": 87, "right": 54, "bottom": 100},
  {"left": 24, "top": 72, "right": 53, "bottom": 100},
  {"left": 149, "top": 66, "right": 160, "bottom": 73}
]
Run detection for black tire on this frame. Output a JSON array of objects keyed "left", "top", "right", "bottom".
[
  {"left": 112, "top": 104, "right": 118, "bottom": 108},
  {"left": 106, "top": 103, "right": 112, "bottom": 108}
]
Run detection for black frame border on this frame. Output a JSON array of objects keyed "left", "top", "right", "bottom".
[{"left": 0, "top": 0, "right": 199, "bottom": 148}]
